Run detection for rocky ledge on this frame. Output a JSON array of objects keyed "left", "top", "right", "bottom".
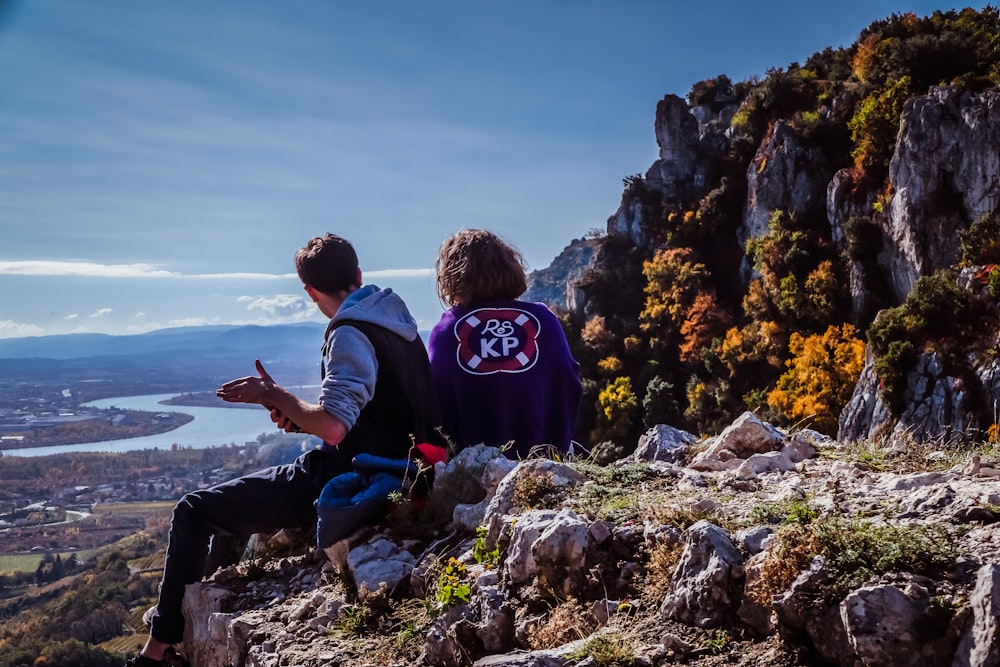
[{"left": 173, "top": 413, "right": 1000, "bottom": 667}]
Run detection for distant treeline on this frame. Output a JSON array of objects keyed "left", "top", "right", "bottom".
[
  {"left": 0, "top": 409, "right": 194, "bottom": 451},
  {"left": 0, "top": 445, "right": 250, "bottom": 497}
]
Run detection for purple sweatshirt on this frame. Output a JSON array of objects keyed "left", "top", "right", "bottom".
[{"left": 428, "top": 300, "right": 582, "bottom": 458}]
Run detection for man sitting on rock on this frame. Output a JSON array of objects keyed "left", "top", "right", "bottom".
[{"left": 128, "top": 233, "right": 445, "bottom": 667}]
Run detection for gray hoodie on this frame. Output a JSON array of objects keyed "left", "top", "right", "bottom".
[{"left": 318, "top": 284, "right": 419, "bottom": 430}]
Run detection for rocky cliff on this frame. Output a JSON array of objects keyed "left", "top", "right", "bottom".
[
  {"left": 172, "top": 415, "right": 1000, "bottom": 667},
  {"left": 534, "top": 79, "right": 1000, "bottom": 448},
  {"left": 835, "top": 88, "right": 1000, "bottom": 445},
  {"left": 523, "top": 237, "right": 597, "bottom": 318}
]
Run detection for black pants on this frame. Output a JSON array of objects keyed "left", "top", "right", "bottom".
[{"left": 148, "top": 448, "right": 350, "bottom": 644}]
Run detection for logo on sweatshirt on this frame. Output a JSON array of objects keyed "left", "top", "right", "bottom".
[{"left": 453, "top": 307, "right": 541, "bottom": 375}]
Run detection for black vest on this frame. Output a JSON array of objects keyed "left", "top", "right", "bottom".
[{"left": 322, "top": 319, "right": 445, "bottom": 460}]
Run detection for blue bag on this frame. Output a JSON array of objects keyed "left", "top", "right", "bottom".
[{"left": 314, "top": 454, "right": 418, "bottom": 549}]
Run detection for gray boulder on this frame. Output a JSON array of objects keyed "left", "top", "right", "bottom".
[
  {"left": 661, "top": 520, "right": 745, "bottom": 627},
  {"left": 347, "top": 537, "right": 416, "bottom": 599},
  {"left": 627, "top": 423, "right": 698, "bottom": 464},
  {"left": 954, "top": 564, "right": 1000, "bottom": 667}
]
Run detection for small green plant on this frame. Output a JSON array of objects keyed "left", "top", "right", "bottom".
[
  {"left": 564, "top": 630, "right": 637, "bottom": 666},
  {"left": 960, "top": 212, "right": 1000, "bottom": 266},
  {"left": 701, "top": 629, "right": 731, "bottom": 655},
  {"left": 654, "top": 502, "right": 719, "bottom": 530},
  {"left": 332, "top": 602, "right": 371, "bottom": 636},
  {"left": 384, "top": 598, "right": 434, "bottom": 661},
  {"left": 434, "top": 557, "right": 471, "bottom": 609},
  {"left": 238, "top": 537, "right": 279, "bottom": 581},
  {"left": 990, "top": 267, "right": 1000, "bottom": 299},
  {"left": 749, "top": 498, "right": 818, "bottom": 525},
  {"left": 472, "top": 525, "right": 500, "bottom": 568}
]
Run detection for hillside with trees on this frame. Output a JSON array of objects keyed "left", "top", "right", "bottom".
[{"left": 537, "top": 7, "right": 1000, "bottom": 458}]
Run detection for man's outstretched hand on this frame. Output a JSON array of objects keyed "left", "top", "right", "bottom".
[
  {"left": 217, "top": 359, "right": 275, "bottom": 405},
  {"left": 217, "top": 360, "right": 304, "bottom": 433}
]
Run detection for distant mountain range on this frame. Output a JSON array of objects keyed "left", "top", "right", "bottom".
[
  {"left": 0, "top": 324, "right": 334, "bottom": 396},
  {"left": 0, "top": 323, "right": 326, "bottom": 360}
]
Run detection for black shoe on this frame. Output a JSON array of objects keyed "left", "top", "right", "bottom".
[
  {"left": 163, "top": 648, "right": 191, "bottom": 667},
  {"left": 124, "top": 654, "right": 162, "bottom": 667},
  {"left": 124, "top": 647, "right": 190, "bottom": 667}
]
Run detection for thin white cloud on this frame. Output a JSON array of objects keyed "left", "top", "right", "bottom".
[
  {"left": 166, "top": 317, "right": 222, "bottom": 328},
  {"left": 126, "top": 322, "right": 166, "bottom": 334},
  {"left": 135, "top": 312, "right": 146, "bottom": 318},
  {"left": 0, "top": 260, "right": 432, "bottom": 280},
  {"left": 90, "top": 308, "right": 113, "bottom": 319},
  {"left": 238, "top": 294, "right": 313, "bottom": 320},
  {"left": 0, "top": 260, "right": 294, "bottom": 280},
  {"left": 0, "top": 260, "right": 174, "bottom": 277},
  {"left": 0, "top": 320, "right": 45, "bottom": 338},
  {"left": 64, "top": 313, "right": 79, "bottom": 321}
]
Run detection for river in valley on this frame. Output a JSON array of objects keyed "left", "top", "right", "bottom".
[{"left": 2, "top": 393, "right": 279, "bottom": 457}]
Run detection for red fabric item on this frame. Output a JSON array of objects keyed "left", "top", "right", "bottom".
[{"left": 414, "top": 442, "right": 448, "bottom": 466}]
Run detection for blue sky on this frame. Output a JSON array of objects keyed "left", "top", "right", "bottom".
[{"left": 0, "top": 1, "right": 986, "bottom": 338}]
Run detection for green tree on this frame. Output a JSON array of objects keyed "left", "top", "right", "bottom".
[
  {"left": 643, "top": 375, "right": 680, "bottom": 428},
  {"left": 640, "top": 247, "right": 712, "bottom": 351},
  {"left": 960, "top": 211, "right": 1000, "bottom": 265},
  {"left": 868, "top": 270, "right": 993, "bottom": 412},
  {"left": 746, "top": 210, "right": 846, "bottom": 331},
  {"left": 849, "top": 75, "right": 912, "bottom": 181}
]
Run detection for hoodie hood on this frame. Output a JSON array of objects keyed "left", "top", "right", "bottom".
[{"left": 330, "top": 284, "right": 418, "bottom": 341}]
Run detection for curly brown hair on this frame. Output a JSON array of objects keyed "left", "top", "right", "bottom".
[{"left": 435, "top": 229, "right": 527, "bottom": 306}]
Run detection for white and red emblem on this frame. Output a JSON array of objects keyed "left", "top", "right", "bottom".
[{"left": 453, "top": 307, "right": 541, "bottom": 375}]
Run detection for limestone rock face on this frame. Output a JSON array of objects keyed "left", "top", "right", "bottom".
[
  {"left": 529, "top": 84, "right": 1000, "bottom": 452},
  {"left": 645, "top": 94, "right": 703, "bottom": 201},
  {"left": 434, "top": 444, "right": 508, "bottom": 529},
  {"left": 608, "top": 94, "right": 727, "bottom": 249},
  {"left": 523, "top": 237, "right": 598, "bottom": 317},
  {"left": 347, "top": 537, "right": 415, "bottom": 599},
  {"left": 504, "top": 509, "right": 560, "bottom": 586},
  {"left": 606, "top": 190, "right": 655, "bottom": 249},
  {"left": 528, "top": 508, "right": 589, "bottom": 598},
  {"left": 181, "top": 583, "right": 234, "bottom": 667},
  {"left": 772, "top": 556, "right": 856, "bottom": 665},
  {"left": 482, "top": 458, "right": 585, "bottom": 545},
  {"left": 882, "top": 87, "right": 1000, "bottom": 303},
  {"left": 839, "top": 336, "right": 1000, "bottom": 447},
  {"left": 690, "top": 411, "right": 785, "bottom": 471},
  {"left": 742, "top": 121, "right": 834, "bottom": 246}
]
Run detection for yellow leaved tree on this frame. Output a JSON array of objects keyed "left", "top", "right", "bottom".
[{"left": 767, "top": 324, "right": 866, "bottom": 434}]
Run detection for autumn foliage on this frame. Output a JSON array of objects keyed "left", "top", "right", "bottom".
[
  {"left": 560, "top": 7, "right": 1000, "bottom": 446},
  {"left": 767, "top": 325, "right": 866, "bottom": 433}
]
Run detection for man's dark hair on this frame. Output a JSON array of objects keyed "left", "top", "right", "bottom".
[{"left": 295, "top": 233, "right": 360, "bottom": 294}]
